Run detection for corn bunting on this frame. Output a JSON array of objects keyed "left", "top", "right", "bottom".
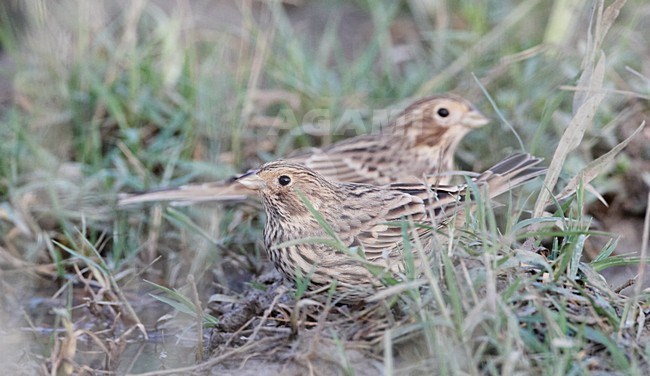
[
  {"left": 237, "top": 153, "right": 545, "bottom": 302},
  {"left": 119, "top": 95, "right": 488, "bottom": 206}
]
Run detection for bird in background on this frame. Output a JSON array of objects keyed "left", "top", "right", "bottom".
[
  {"left": 237, "top": 153, "right": 546, "bottom": 302},
  {"left": 118, "top": 95, "right": 489, "bottom": 206}
]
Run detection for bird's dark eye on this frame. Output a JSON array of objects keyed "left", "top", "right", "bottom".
[
  {"left": 278, "top": 175, "right": 291, "bottom": 186},
  {"left": 437, "top": 108, "right": 450, "bottom": 117}
]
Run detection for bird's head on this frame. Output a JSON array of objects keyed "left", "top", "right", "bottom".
[
  {"left": 237, "top": 161, "right": 337, "bottom": 214},
  {"left": 393, "top": 95, "right": 489, "bottom": 146}
]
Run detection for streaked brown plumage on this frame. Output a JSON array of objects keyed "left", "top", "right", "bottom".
[
  {"left": 118, "top": 95, "right": 488, "bottom": 206},
  {"left": 288, "top": 94, "right": 488, "bottom": 185},
  {"left": 237, "top": 153, "right": 546, "bottom": 302}
]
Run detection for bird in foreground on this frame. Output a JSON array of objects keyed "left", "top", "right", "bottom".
[
  {"left": 237, "top": 153, "right": 546, "bottom": 302},
  {"left": 118, "top": 95, "right": 488, "bottom": 206}
]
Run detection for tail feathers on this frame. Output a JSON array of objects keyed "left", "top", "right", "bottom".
[
  {"left": 118, "top": 181, "right": 250, "bottom": 207},
  {"left": 476, "top": 153, "right": 546, "bottom": 198},
  {"left": 423, "top": 153, "right": 545, "bottom": 224},
  {"left": 392, "top": 153, "right": 545, "bottom": 205}
]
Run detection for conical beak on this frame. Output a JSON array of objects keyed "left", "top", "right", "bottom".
[
  {"left": 236, "top": 170, "right": 266, "bottom": 190},
  {"left": 461, "top": 109, "right": 489, "bottom": 128}
]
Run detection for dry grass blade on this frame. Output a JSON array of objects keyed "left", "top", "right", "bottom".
[
  {"left": 633, "top": 191, "right": 650, "bottom": 300},
  {"left": 597, "top": 0, "right": 628, "bottom": 50},
  {"left": 533, "top": 54, "right": 606, "bottom": 217},
  {"left": 54, "top": 310, "right": 78, "bottom": 376},
  {"left": 533, "top": 95, "right": 604, "bottom": 212},
  {"left": 187, "top": 275, "right": 204, "bottom": 362},
  {"left": 556, "top": 121, "right": 646, "bottom": 201},
  {"left": 534, "top": 0, "right": 630, "bottom": 217},
  {"left": 365, "top": 279, "right": 427, "bottom": 302},
  {"left": 573, "top": 50, "right": 607, "bottom": 112}
]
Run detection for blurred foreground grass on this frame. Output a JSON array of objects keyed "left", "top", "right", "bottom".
[{"left": 0, "top": 0, "right": 648, "bottom": 374}]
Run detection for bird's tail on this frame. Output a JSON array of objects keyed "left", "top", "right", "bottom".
[
  {"left": 117, "top": 180, "right": 250, "bottom": 207},
  {"left": 389, "top": 153, "right": 545, "bottom": 212},
  {"left": 474, "top": 153, "right": 546, "bottom": 199}
]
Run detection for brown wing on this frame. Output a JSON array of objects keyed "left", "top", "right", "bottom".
[
  {"left": 345, "top": 153, "right": 546, "bottom": 261},
  {"left": 329, "top": 185, "right": 433, "bottom": 265},
  {"left": 287, "top": 135, "right": 393, "bottom": 184}
]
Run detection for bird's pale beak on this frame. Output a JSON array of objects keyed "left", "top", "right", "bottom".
[
  {"left": 236, "top": 170, "right": 266, "bottom": 190},
  {"left": 461, "top": 109, "right": 490, "bottom": 128}
]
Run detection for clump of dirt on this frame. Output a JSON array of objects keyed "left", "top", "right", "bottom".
[{"left": 204, "top": 270, "right": 402, "bottom": 374}]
